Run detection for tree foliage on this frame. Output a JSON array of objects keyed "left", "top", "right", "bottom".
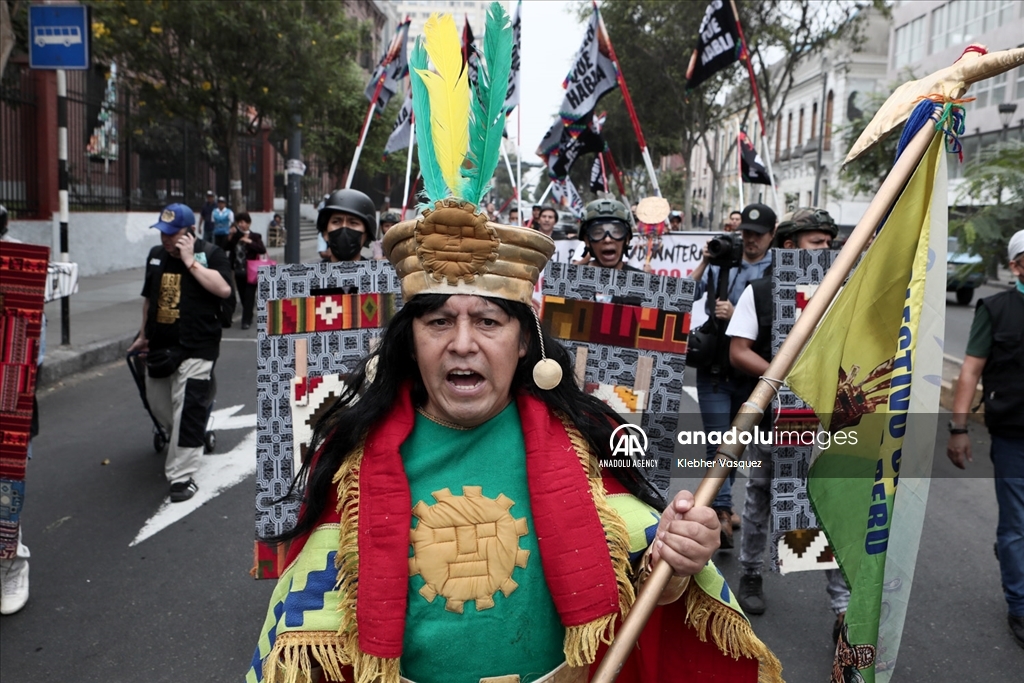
[
  {"left": 87, "top": 0, "right": 396, "bottom": 210},
  {"left": 951, "top": 140, "right": 1024, "bottom": 270},
  {"left": 586, "top": 0, "right": 728, "bottom": 226},
  {"left": 585, "top": 0, "right": 886, "bottom": 227},
  {"left": 834, "top": 88, "right": 904, "bottom": 197}
]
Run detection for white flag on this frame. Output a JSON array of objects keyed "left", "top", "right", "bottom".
[
  {"left": 383, "top": 91, "right": 414, "bottom": 157},
  {"left": 558, "top": 9, "right": 617, "bottom": 134},
  {"left": 503, "top": 0, "right": 522, "bottom": 111}
]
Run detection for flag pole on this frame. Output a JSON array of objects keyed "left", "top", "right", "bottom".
[
  {"left": 501, "top": 142, "right": 519, "bottom": 218},
  {"left": 590, "top": 109, "right": 942, "bottom": 683},
  {"left": 729, "top": 0, "right": 780, "bottom": 207},
  {"left": 346, "top": 79, "right": 386, "bottom": 190},
  {"left": 599, "top": 152, "right": 610, "bottom": 192},
  {"left": 537, "top": 179, "right": 555, "bottom": 205},
  {"left": 736, "top": 121, "right": 745, "bottom": 208},
  {"left": 400, "top": 115, "right": 416, "bottom": 221},
  {"left": 517, "top": 108, "right": 524, "bottom": 226},
  {"left": 604, "top": 149, "right": 630, "bottom": 205},
  {"left": 593, "top": 1, "right": 661, "bottom": 197},
  {"left": 346, "top": 19, "right": 408, "bottom": 190}
]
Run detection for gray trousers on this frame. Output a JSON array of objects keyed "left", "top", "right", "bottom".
[
  {"left": 147, "top": 358, "right": 213, "bottom": 484},
  {"left": 738, "top": 441, "right": 851, "bottom": 615}
]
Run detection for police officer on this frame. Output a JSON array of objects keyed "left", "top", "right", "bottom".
[
  {"left": 577, "top": 198, "right": 639, "bottom": 272},
  {"left": 317, "top": 189, "right": 377, "bottom": 263},
  {"left": 726, "top": 208, "right": 845, "bottom": 635}
]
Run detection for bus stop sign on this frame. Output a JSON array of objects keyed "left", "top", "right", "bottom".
[{"left": 29, "top": 4, "right": 90, "bottom": 70}]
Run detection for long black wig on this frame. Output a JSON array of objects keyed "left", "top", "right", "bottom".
[{"left": 270, "top": 293, "right": 665, "bottom": 543}]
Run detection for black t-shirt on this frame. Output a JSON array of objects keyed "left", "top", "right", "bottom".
[{"left": 141, "top": 241, "right": 232, "bottom": 360}]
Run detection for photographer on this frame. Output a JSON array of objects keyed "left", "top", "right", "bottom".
[
  {"left": 725, "top": 208, "right": 848, "bottom": 637},
  {"left": 687, "top": 203, "right": 776, "bottom": 548}
]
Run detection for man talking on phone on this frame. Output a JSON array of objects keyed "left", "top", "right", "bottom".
[{"left": 127, "top": 204, "right": 232, "bottom": 502}]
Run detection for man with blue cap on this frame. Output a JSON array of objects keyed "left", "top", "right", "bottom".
[{"left": 127, "top": 204, "right": 232, "bottom": 502}]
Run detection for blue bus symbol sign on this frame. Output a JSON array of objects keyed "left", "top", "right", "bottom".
[{"left": 29, "top": 5, "right": 90, "bottom": 70}]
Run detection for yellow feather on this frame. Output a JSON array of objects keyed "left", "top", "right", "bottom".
[{"left": 415, "top": 14, "right": 470, "bottom": 195}]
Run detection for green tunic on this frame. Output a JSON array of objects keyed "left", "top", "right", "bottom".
[{"left": 400, "top": 402, "right": 565, "bottom": 683}]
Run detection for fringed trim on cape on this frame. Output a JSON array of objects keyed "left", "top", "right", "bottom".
[
  {"left": 683, "top": 582, "right": 785, "bottom": 683},
  {"left": 350, "top": 650, "right": 401, "bottom": 683},
  {"left": 558, "top": 415, "right": 636, "bottom": 668},
  {"left": 333, "top": 441, "right": 365, "bottom": 670},
  {"left": 263, "top": 632, "right": 349, "bottom": 683}
]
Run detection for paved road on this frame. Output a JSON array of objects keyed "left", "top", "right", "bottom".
[
  {"left": 0, "top": 328, "right": 274, "bottom": 682},
  {"left": 2, "top": 328, "right": 1020, "bottom": 681}
]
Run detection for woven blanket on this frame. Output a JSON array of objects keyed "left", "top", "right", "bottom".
[{"left": 0, "top": 242, "right": 49, "bottom": 558}]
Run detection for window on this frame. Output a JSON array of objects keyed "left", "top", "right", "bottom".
[
  {"left": 894, "top": 15, "right": 925, "bottom": 67},
  {"left": 824, "top": 91, "right": 834, "bottom": 151},
  {"left": 965, "top": 70, "right": 1009, "bottom": 111},
  {"left": 933, "top": 1, "right": 1017, "bottom": 52},
  {"left": 811, "top": 102, "right": 818, "bottom": 141},
  {"left": 798, "top": 108, "right": 804, "bottom": 146},
  {"left": 1016, "top": 64, "right": 1024, "bottom": 100},
  {"left": 786, "top": 112, "right": 792, "bottom": 151}
]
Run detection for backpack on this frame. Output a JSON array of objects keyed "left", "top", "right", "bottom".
[{"left": 199, "top": 240, "right": 237, "bottom": 328}]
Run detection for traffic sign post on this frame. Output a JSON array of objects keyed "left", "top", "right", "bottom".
[
  {"left": 28, "top": 4, "right": 90, "bottom": 70},
  {"left": 29, "top": 3, "right": 90, "bottom": 345}
]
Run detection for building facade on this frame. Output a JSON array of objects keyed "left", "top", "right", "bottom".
[{"left": 889, "top": 0, "right": 1024, "bottom": 196}]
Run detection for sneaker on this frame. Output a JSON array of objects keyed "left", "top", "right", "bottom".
[
  {"left": 0, "top": 558, "right": 29, "bottom": 615},
  {"left": 833, "top": 612, "right": 846, "bottom": 643},
  {"left": 715, "top": 508, "right": 734, "bottom": 549},
  {"left": 169, "top": 478, "right": 198, "bottom": 502},
  {"left": 241, "top": 322, "right": 251, "bottom": 330},
  {"left": 1010, "top": 614, "right": 1024, "bottom": 650},
  {"left": 737, "top": 574, "right": 766, "bottom": 615}
]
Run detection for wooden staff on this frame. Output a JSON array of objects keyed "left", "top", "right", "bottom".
[{"left": 590, "top": 109, "right": 942, "bottom": 683}]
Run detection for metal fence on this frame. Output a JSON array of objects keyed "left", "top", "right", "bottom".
[
  {"left": 0, "top": 65, "right": 39, "bottom": 217},
  {"left": 0, "top": 63, "right": 265, "bottom": 217}
]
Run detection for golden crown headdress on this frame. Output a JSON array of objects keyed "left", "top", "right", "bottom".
[{"left": 381, "top": 5, "right": 561, "bottom": 388}]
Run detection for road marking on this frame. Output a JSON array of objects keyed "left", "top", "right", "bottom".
[
  {"left": 683, "top": 386, "right": 699, "bottom": 404},
  {"left": 131, "top": 429, "right": 256, "bottom": 547},
  {"left": 210, "top": 404, "right": 257, "bottom": 431}
]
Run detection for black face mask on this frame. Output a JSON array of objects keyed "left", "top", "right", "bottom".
[{"left": 327, "top": 228, "right": 363, "bottom": 261}]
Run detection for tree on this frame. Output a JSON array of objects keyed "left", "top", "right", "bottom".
[
  {"left": 584, "top": 0, "right": 730, "bottom": 228},
  {"left": 585, "top": 1, "right": 886, "bottom": 228},
  {"left": 833, "top": 87, "right": 905, "bottom": 198},
  {"left": 88, "top": 0, "right": 377, "bottom": 211},
  {"left": 951, "top": 140, "right": 1024, "bottom": 274}
]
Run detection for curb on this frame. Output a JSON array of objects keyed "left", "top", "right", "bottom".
[{"left": 38, "top": 333, "right": 136, "bottom": 389}]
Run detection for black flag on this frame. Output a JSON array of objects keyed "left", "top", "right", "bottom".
[
  {"left": 739, "top": 130, "right": 772, "bottom": 185},
  {"left": 685, "top": 0, "right": 741, "bottom": 90},
  {"left": 589, "top": 155, "right": 605, "bottom": 193}
]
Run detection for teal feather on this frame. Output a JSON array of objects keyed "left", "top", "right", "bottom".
[
  {"left": 464, "top": 2, "right": 513, "bottom": 207},
  {"left": 409, "top": 38, "right": 447, "bottom": 203}
]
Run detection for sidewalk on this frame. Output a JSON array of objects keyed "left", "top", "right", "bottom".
[{"left": 38, "top": 238, "right": 321, "bottom": 388}]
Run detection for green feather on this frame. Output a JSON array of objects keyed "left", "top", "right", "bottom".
[
  {"left": 409, "top": 38, "right": 448, "bottom": 203},
  {"left": 464, "top": 2, "right": 513, "bottom": 207}
]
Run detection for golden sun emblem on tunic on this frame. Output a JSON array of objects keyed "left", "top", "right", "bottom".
[{"left": 408, "top": 486, "right": 530, "bottom": 614}]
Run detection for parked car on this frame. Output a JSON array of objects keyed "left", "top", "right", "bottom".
[{"left": 947, "top": 236, "right": 987, "bottom": 304}]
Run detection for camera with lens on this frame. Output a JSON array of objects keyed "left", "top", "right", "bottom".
[{"left": 706, "top": 232, "right": 743, "bottom": 268}]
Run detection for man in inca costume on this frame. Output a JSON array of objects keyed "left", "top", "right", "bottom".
[{"left": 249, "top": 7, "right": 781, "bottom": 683}]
